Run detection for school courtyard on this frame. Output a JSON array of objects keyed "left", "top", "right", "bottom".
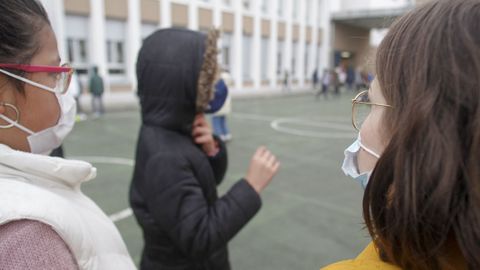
[{"left": 64, "top": 91, "right": 370, "bottom": 269}]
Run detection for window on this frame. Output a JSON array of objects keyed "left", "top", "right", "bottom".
[
  {"left": 316, "top": 45, "right": 321, "bottom": 71},
  {"left": 292, "top": 2, "right": 299, "bottom": 20},
  {"left": 67, "top": 37, "right": 89, "bottom": 70},
  {"left": 242, "top": 35, "right": 252, "bottom": 81},
  {"left": 277, "top": 40, "right": 284, "bottom": 75},
  {"left": 106, "top": 20, "right": 127, "bottom": 79},
  {"left": 261, "top": 0, "right": 268, "bottom": 13},
  {"left": 221, "top": 33, "right": 233, "bottom": 71},
  {"left": 107, "top": 40, "right": 125, "bottom": 65},
  {"left": 304, "top": 43, "right": 309, "bottom": 77},
  {"left": 278, "top": 0, "right": 284, "bottom": 17},
  {"left": 243, "top": 0, "right": 251, "bottom": 10},
  {"left": 66, "top": 15, "right": 89, "bottom": 75},
  {"left": 67, "top": 39, "right": 74, "bottom": 63},
  {"left": 223, "top": 0, "right": 232, "bottom": 7},
  {"left": 306, "top": 0, "right": 312, "bottom": 24},
  {"left": 261, "top": 37, "right": 269, "bottom": 81},
  {"left": 292, "top": 42, "right": 298, "bottom": 79}
]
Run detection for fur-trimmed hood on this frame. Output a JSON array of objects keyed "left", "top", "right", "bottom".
[{"left": 136, "top": 28, "right": 218, "bottom": 134}]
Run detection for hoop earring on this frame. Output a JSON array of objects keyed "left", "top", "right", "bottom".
[{"left": 0, "top": 102, "right": 20, "bottom": 129}]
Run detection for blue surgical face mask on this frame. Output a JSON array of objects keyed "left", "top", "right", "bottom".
[{"left": 341, "top": 133, "right": 380, "bottom": 189}]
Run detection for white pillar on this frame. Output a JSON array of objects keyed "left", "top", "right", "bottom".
[
  {"left": 283, "top": 0, "right": 293, "bottom": 83},
  {"left": 309, "top": 0, "right": 320, "bottom": 76},
  {"left": 297, "top": 0, "right": 307, "bottom": 87},
  {"left": 252, "top": 0, "right": 262, "bottom": 89},
  {"left": 268, "top": 0, "right": 279, "bottom": 89},
  {"left": 127, "top": 0, "right": 141, "bottom": 91},
  {"left": 213, "top": 0, "right": 222, "bottom": 28},
  {"left": 213, "top": 0, "right": 223, "bottom": 64},
  {"left": 89, "top": 0, "right": 108, "bottom": 87},
  {"left": 319, "top": 0, "right": 332, "bottom": 72},
  {"left": 188, "top": 0, "right": 199, "bottom": 30},
  {"left": 40, "top": 0, "right": 67, "bottom": 61},
  {"left": 233, "top": 0, "right": 243, "bottom": 90},
  {"left": 160, "top": 0, "right": 172, "bottom": 28}
]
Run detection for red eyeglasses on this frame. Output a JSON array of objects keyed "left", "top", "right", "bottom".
[{"left": 0, "top": 63, "right": 74, "bottom": 94}]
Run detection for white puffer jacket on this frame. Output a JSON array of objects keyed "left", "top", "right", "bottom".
[{"left": 0, "top": 144, "right": 136, "bottom": 270}]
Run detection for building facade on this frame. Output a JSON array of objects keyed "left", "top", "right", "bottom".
[{"left": 39, "top": 0, "right": 330, "bottom": 93}]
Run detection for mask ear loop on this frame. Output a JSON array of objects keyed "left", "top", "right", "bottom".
[{"left": 0, "top": 102, "right": 20, "bottom": 129}]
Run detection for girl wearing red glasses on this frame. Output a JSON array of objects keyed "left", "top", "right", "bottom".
[{"left": 0, "top": 1, "right": 135, "bottom": 269}]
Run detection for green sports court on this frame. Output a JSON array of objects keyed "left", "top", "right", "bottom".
[{"left": 64, "top": 92, "right": 370, "bottom": 269}]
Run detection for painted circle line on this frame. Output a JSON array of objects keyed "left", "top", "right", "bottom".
[{"left": 270, "top": 118, "right": 356, "bottom": 139}]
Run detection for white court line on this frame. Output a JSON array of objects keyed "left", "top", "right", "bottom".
[
  {"left": 233, "top": 112, "right": 354, "bottom": 139},
  {"left": 271, "top": 118, "right": 355, "bottom": 139},
  {"left": 109, "top": 208, "right": 133, "bottom": 222},
  {"left": 71, "top": 156, "right": 135, "bottom": 223}
]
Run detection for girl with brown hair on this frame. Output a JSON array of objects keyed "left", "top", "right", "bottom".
[{"left": 323, "top": 0, "right": 480, "bottom": 269}]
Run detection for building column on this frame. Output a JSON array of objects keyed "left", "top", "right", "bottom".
[
  {"left": 213, "top": 0, "right": 223, "bottom": 64},
  {"left": 319, "top": 0, "right": 333, "bottom": 72},
  {"left": 252, "top": 0, "right": 262, "bottom": 89},
  {"left": 233, "top": 0, "right": 243, "bottom": 90},
  {"left": 268, "top": 0, "right": 279, "bottom": 89},
  {"left": 40, "top": 0, "right": 67, "bottom": 61},
  {"left": 127, "top": 0, "right": 141, "bottom": 91},
  {"left": 89, "top": 0, "right": 108, "bottom": 88},
  {"left": 188, "top": 0, "right": 199, "bottom": 30},
  {"left": 160, "top": 0, "right": 172, "bottom": 28},
  {"left": 297, "top": 0, "right": 307, "bottom": 87},
  {"left": 309, "top": 0, "right": 320, "bottom": 76},
  {"left": 284, "top": 0, "right": 293, "bottom": 83}
]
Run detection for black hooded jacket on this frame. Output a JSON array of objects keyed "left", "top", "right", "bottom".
[{"left": 130, "top": 28, "right": 262, "bottom": 270}]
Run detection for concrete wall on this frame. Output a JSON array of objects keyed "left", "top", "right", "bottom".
[
  {"left": 105, "top": 0, "right": 128, "bottom": 20},
  {"left": 334, "top": 23, "right": 375, "bottom": 71},
  {"left": 171, "top": 3, "right": 188, "bottom": 28},
  {"left": 141, "top": 0, "right": 160, "bottom": 23},
  {"left": 64, "top": 0, "right": 90, "bottom": 15}
]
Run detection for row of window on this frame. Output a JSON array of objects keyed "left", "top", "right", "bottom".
[
  {"left": 66, "top": 15, "right": 319, "bottom": 83},
  {"left": 196, "top": 0, "right": 319, "bottom": 25},
  {"left": 222, "top": 33, "right": 320, "bottom": 82}
]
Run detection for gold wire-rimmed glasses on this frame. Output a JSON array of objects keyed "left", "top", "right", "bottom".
[{"left": 351, "top": 90, "right": 393, "bottom": 131}]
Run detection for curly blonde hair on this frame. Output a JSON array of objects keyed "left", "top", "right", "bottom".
[{"left": 196, "top": 28, "right": 220, "bottom": 112}]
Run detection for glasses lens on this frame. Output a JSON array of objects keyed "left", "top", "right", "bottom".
[
  {"left": 59, "top": 64, "right": 72, "bottom": 94},
  {"left": 354, "top": 102, "right": 371, "bottom": 130},
  {"left": 352, "top": 91, "right": 371, "bottom": 130}
]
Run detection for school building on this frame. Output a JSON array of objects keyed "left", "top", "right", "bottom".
[{"left": 38, "top": 0, "right": 429, "bottom": 93}]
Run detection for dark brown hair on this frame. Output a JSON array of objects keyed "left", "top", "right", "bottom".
[
  {"left": 0, "top": 0, "right": 50, "bottom": 91},
  {"left": 364, "top": 0, "right": 480, "bottom": 269}
]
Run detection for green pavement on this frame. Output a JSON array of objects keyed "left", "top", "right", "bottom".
[{"left": 63, "top": 92, "right": 371, "bottom": 269}]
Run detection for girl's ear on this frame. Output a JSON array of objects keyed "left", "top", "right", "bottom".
[{"left": 0, "top": 74, "right": 19, "bottom": 111}]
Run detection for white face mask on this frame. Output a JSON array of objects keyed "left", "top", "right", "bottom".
[
  {"left": 0, "top": 78, "right": 76, "bottom": 155},
  {"left": 341, "top": 133, "right": 380, "bottom": 189}
]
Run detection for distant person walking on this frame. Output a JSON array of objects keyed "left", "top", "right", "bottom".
[
  {"left": 331, "top": 70, "right": 340, "bottom": 96},
  {"left": 89, "top": 66, "right": 105, "bottom": 117},
  {"left": 312, "top": 68, "right": 319, "bottom": 91},
  {"left": 316, "top": 69, "right": 330, "bottom": 100},
  {"left": 282, "top": 70, "right": 290, "bottom": 92}
]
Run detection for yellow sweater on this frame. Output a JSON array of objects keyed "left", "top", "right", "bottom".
[
  {"left": 321, "top": 243, "right": 400, "bottom": 270},
  {"left": 322, "top": 242, "right": 466, "bottom": 270}
]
